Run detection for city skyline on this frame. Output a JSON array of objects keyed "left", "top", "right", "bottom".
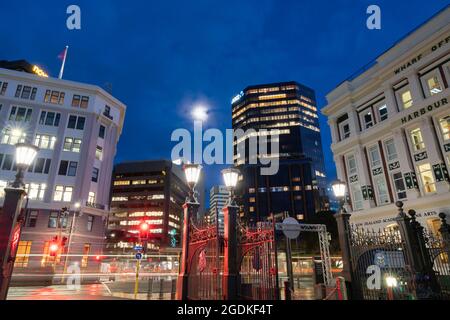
[{"left": 2, "top": 1, "right": 449, "bottom": 191}]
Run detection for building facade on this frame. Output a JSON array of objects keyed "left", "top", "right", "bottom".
[
  {"left": 107, "top": 160, "right": 189, "bottom": 253},
  {"left": 322, "top": 7, "right": 450, "bottom": 232},
  {"left": 231, "top": 81, "right": 328, "bottom": 222},
  {"left": 0, "top": 60, "right": 126, "bottom": 280},
  {"left": 208, "top": 185, "right": 229, "bottom": 235}
]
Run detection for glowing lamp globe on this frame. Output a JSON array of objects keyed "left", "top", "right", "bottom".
[
  {"left": 222, "top": 168, "right": 240, "bottom": 189},
  {"left": 332, "top": 180, "right": 347, "bottom": 199},
  {"left": 183, "top": 163, "right": 202, "bottom": 189},
  {"left": 15, "top": 143, "right": 39, "bottom": 167}
]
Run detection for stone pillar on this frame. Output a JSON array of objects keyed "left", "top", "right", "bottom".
[
  {"left": 0, "top": 187, "right": 26, "bottom": 300},
  {"left": 334, "top": 210, "right": 360, "bottom": 299},
  {"left": 222, "top": 204, "right": 239, "bottom": 300},
  {"left": 176, "top": 201, "right": 199, "bottom": 300},
  {"left": 328, "top": 118, "right": 339, "bottom": 143},
  {"left": 382, "top": 84, "right": 399, "bottom": 115},
  {"left": 406, "top": 72, "right": 424, "bottom": 105}
]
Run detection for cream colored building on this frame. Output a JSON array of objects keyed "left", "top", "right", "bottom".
[{"left": 322, "top": 6, "right": 450, "bottom": 232}]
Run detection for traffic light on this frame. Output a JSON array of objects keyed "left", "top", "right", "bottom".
[
  {"left": 49, "top": 236, "right": 59, "bottom": 257},
  {"left": 61, "top": 236, "right": 68, "bottom": 247},
  {"left": 139, "top": 221, "right": 150, "bottom": 240}
]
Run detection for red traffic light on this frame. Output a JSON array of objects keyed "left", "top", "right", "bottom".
[
  {"left": 49, "top": 242, "right": 59, "bottom": 257},
  {"left": 140, "top": 222, "right": 149, "bottom": 231},
  {"left": 139, "top": 221, "right": 150, "bottom": 240}
]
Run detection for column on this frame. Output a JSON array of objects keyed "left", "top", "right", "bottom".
[{"left": 407, "top": 72, "right": 424, "bottom": 105}]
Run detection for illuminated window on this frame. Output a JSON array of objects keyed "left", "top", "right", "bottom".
[
  {"left": 71, "top": 95, "right": 89, "bottom": 108},
  {"left": 112, "top": 196, "right": 128, "bottom": 201},
  {"left": 53, "top": 185, "right": 73, "bottom": 202},
  {"left": 0, "top": 180, "right": 7, "bottom": 198},
  {"left": 1, "top": 128, "right": 26, "bottom": 145},
  {"left": 132, "top": 180, "right": 146, "bottom": 185},
  {"left": 44, "top": 90, "right": 65, "bottom": 105},
  {"left": 114, "top": 180, "right": 130, "bottom": 186},
  {"left": 14, "top": 241, "right": 32, "bottom": 268},
  {"left": 81, "top": 244, "right": 91, "bottom": 267},
  {"left": 34, "top": 134, "right": 56, "bottom": 150},
  {"left": 258, "top": 93, "right": 287, "bottom": 100},
  {"left": 88, "top": 192, "right": 95, "bottom": 204},
  {"left": 400, "top": 90, "right": 413, "bottom": 109},
  {"left": 423, "top": 74, "right": 443, "bottom": 96},
  {"left": 418, "top": 163, "right": 436, "bottom": 194},
  {"left": 24, "top": 183, "right": 46, "bottom": 200},
  {"left": 439, "top": 117, "right": 450, "bottom": 141},
  {"left": 410, "top": 128, "right": 425, "bottom": 151}
]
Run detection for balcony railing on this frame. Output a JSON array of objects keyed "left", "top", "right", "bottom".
[{"left": 86, "top": 201, "right": 106, "bottom": 210}]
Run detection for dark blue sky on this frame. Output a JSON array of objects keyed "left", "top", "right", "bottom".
[{"left": 1, "top": 0, "right": 448, "bottom": 191}]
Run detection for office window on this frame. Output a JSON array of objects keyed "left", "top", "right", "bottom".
[
  {"left": 9, "top": 106, "right": 32, "bottom": 122},
  {"left": 53, "top": 185, "right": 73, "bottom": 202},
  {"left": 95, "top": 146, "right": 103, "bottom": 160},
  {"left": 361, "top": 110, "right": 374, "bottom": 129},
  {"left": 15, "top": 85, "right": 37, "bottom": 100},
  {"left": 422, "top": 72, "right": 443, "bottom": 96},
  {"left": 71, "top": 95, "right": 89, "bottom": 108},
  {"left": 81, "top": 244, "right": 91, "bottom": 267},
  {"left": 1, "top": 128, "right": 26, "bottom": 145},
  {"left": 63, "top": 137, "right": 82, "bottom": 153},
  {"left": 2, "top": 154, "right": 13, "bottom": 170},
  {"left": 67, "top": 161, "right": 77, "bottom": 176},
  {"left": 87, "top": 215, "right": 94, "bottom": 232},
  {"left": 400, "top": 89, "right": 413, "bottom": 109},
  {"left": 44, "top": 90, "right": 65, "bottom": 105},
  {"left": 347, "top": 154, "right": 357, "bottom": 175},
  {"left": 374, "top": 175, "right": 390, "bottom": 204},
  {"left": 99, "top": 125, "right": 106, "bottom": 139},
  {"left": 34, "top": 134, "right": 56, "bottom": 150},
  {"left": 48, "top": 212, "right": 59, "bottom": 228},
  {"left": 14, "top": 241, "right": 32, "bottom": 268},
  {"left": 410, "top": 128, "right": 425, "bottom": 151},
  {"left": 32, "top": 158, "right": 51, "bottom": 174},
  {"left": 392, "top": 172, "right": 407, "bottom": 200},
  {"left": 378, "top": 104, "right": 388, "bottom": 122},
  {"left": 58, "top": 160, "right": 69, "bottom": 175},
  {"left": 92, "top": 167, "right": 99, "bottom": 182},
  {"left": 368, "top": 145, "right": 381, "bottom": 167},
  {"left": 26, "top": 211, "right": 39, "bottom": 228},
  {"left": 418, "top": 163, "right": 436, "bottom": 194},
  {"left": 350, "top": 184, "right": 364, "bottom": 210},
  {"left": 0, "top": 81, "right": 8, "bottom": 95},
  {"left": 384, "top": 139, "right": 398, "bottom": 161},
  {"left": 67, "top": 115, "right": 85, "bottom": 130},
  {"left": 88, "top": 192, "right": 95, "bottom": 204},
  {"left": 39, "top": 111, "right": 61, "bottom": 127},
  {"left": 24, "top": 183, "right": 46, "bottom": 200},
  {"left": 439, "top": 117, "right": 450, "bottom": 141}
]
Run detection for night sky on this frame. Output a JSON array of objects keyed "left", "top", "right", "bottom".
[{"left": 1, "top": 0, "right": 448, "bottom": 193}]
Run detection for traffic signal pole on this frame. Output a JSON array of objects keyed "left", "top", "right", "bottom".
[{"left": 134, "top": 258, "right": 141, "bottom": 299}]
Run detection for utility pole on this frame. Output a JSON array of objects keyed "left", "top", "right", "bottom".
[
  {"left": 61, "top": 203, "right": 80, "bottom": 284},
  {"left": 284, "top": 212, "right": 294, "bottom": 299}
]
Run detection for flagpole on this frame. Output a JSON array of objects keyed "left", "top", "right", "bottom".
[{"left": 58, "top": 45, "right": 69, "bottom": 79}]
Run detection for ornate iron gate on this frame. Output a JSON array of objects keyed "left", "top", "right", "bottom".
[
  {"left": 238, "top": 221, "right": 278, "bottom": 300},
  {"left": 186, "top": 220, "right": 223, "bottom": 300}
]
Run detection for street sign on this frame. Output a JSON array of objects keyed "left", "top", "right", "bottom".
[
  {"left": 134, "top": 245, "right": 143, "bottom": 251},
  {"left": 135, "top": 253, "right": 143, "bottom": 260},
  {"left": 278, "top": 217, "right": 301, "bottom": 239}
]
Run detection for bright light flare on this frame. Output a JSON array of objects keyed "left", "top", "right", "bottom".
[{"left": 191, "top": 105, "right": 208, "bottom": 121}]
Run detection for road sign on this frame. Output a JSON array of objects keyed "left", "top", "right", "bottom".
[
  {"left": 134, "top": 245, "right": 143, "bottom": 251},
  {"left": 135, "top": 253, "right": 143, "bottom": 260},
  {"left": 278, "top": 217, "right": 300, "bottom": 239}
]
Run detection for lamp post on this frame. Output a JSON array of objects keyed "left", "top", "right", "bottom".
[
  {"left": 221, "top": 168, "right": 240, "bottom": 300},
  {"left": 61, "top": 201, "right": 81, "bottom": 284},
  {"left": 0, "top": 143, "right": 38, "bottom": 300},
  {"left": 176, "top": 163, "right": 202, "bottom": 300},
  {"left": 331, "top": 179, "right": 358, "bottom": 298}
]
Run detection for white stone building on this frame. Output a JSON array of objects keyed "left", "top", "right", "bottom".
[
  {"left": 0, "top": 60, "right": 126, "bottom": 279},
  {"left": 322, "top": 7, "right": 450, "bottom": 232}
]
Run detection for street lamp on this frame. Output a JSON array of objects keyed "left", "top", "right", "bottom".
[
  {"left": 221, "top": 168, "right": 240, "bottom": 206},
  {"left": 0, "top": 142, "right": 38, "bottom": 300},
  {"left": 332, "top": 179, "right": 347, "bottom": 214},
  {"left": 386, "top": 275, "right": 397, "bottom": 300},
  {"left": 183, "top": 163, "right": 202, "bottom": 203}
]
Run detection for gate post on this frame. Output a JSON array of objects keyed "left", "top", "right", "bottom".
[
  {"left": 394, "top": 202, "right": 424, "bottom": 272},
  {"left": 176, "top": 201, "right": 199, "bottom": 300},
  {"left": 408, "top": 209, "right": 441, "bottom": 297},
  {"left": 334, "top": 210, "right": 359, "bottom": 299},
  {"left": 223, "top": 204, "right": 239, "bottom": 300},
  {"left": 438, "top": 212, "right": 450, "bottom": 244}
]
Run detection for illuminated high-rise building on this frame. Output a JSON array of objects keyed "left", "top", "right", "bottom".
[{"left": 231, "top": 81, "right": 327, "bottom": 222}]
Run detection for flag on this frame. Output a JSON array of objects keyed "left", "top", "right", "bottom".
[{"left": 58, "top": 47, "right": 67, "bottom": 61}]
